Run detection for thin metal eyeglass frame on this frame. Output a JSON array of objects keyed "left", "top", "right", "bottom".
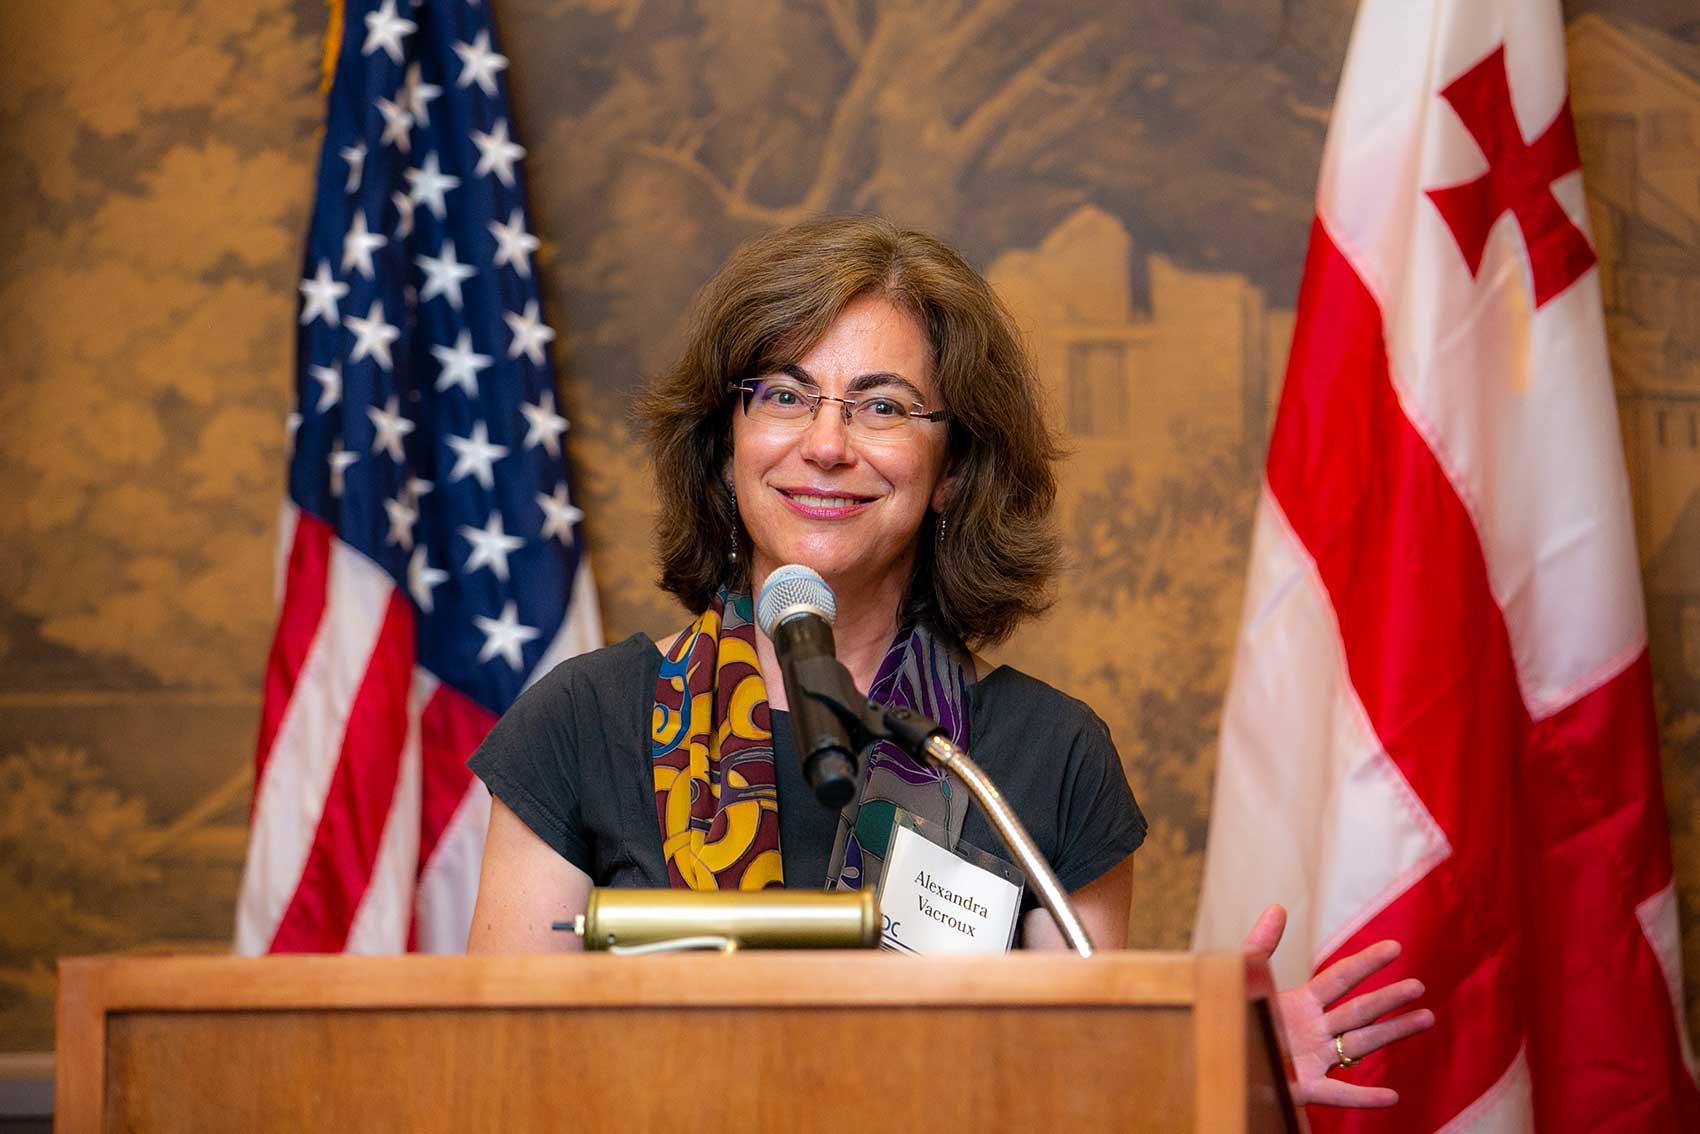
[{"left": 728, "top": 380, "right": 949, "bottom": 428}]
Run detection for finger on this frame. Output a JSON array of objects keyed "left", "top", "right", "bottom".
[
  {"left": 1322, "top": 978, "right": 1425, "bottom": 1033},
  {"left": 1242, "top": 904, "right": 1287, "bottom": 958},
  {"left": 1304, "top": 1079, "right": 1400, "bottom": 1109},
  {"left": 1339, "top": 1008, "right": 1436, "bottom": 1059},
  {"left": 1310, "top": 939, "right": 1401, "bottom": 1005}
]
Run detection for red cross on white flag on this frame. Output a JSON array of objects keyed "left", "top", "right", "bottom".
[
  {"left": 1194, "top": 1, "right": 1700, "bottom": 1130},
  {"left": 1424, "top": 45, "right": 1597, "bottom": 308}
]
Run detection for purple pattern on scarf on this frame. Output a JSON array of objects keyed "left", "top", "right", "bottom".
[
  {"left": 822, "top": 624, "right": 973, "bottom": 893},
  {"left": 864, "top": 626, "right": 970, "bottom": 779}
]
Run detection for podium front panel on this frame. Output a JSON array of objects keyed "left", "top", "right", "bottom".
[{"left": 58, "top": 952, "right": 1299, "bottom": 1132}]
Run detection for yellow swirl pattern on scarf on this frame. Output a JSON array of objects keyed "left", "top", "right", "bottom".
[{"left": 650, "top": 594, "right": 781, "bottom": 890}]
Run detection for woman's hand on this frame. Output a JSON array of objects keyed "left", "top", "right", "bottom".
[{"left": 1242, "top": 904, "right": 1435, "bottom": 1108}]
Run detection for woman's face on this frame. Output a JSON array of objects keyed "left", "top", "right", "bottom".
[{"left": 730, "top": 293, "right": 953, "bottom": 610}]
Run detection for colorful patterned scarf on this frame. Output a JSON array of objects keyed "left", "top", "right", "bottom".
[{"left": 651, "top": 586, "right": 972, "bottom": 892}]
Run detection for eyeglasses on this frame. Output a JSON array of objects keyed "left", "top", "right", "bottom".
[{"left": 729, "top": 375, "right": 949, "bottom": 435}]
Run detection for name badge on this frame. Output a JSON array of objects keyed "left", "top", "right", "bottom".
[{"left": 876, "top": 810, "right": 1024, "bottom": 954}]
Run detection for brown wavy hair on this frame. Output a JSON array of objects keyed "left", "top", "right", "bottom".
[{"left": 634, "top": 214, "right": 1062, "bottom": 648}]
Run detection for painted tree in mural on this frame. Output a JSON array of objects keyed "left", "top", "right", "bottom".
[
  {"left": 631, "top": 0, "right": 1139, "bottom": 233},
  {"left": 0, "top": 2, "right": 319, "bottom": 691},
  {"left": 0, "top": 745, "right": 159, "bottom": 1046},
  {"left": 518, "top": 0, "right": 1341, "bottom": 371},
  {"left": 1058, "top": 429, "right": 1258, "bottom": 944}
]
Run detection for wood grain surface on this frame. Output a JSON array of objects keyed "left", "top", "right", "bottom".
[{"left": 58, "top": 951, "right": 1300, "bottom": 1133}]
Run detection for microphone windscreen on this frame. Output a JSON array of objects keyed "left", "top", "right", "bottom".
[{"left": 755, "top": 564, "right": 837, "bottom": 637}]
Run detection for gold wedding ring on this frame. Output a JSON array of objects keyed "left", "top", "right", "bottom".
[{"left": 1334, "top": 1033, "right": 1360, "bottom": 1069}]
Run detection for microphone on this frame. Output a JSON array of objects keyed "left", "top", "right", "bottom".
[
  {"left": 755, "top": 567, "right": 1095, "bottom": 955},
  {"left": 755, "top": 565, "right": 860, "bottom": 809}
]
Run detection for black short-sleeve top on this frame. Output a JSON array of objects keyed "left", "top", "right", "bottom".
[{"left": 468, "top": 633, "right": 1147, "bottom": 903}]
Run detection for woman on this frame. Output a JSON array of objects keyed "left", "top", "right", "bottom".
[{"left": 466, "top": 214, "right": 1431, "bottom": 1106}]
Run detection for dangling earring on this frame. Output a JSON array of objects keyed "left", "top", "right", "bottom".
[
  {"left": 727, "top": 481, "right": 740, "bottom": 564},
  {"left": 937, "top": 512, "right": 948, "bottom": 545}
]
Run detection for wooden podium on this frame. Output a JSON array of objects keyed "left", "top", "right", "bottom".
[{"left": 56, "top": 951, "right": 1303, "bottom": 1132}]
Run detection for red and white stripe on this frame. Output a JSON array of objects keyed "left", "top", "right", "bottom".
[
  {"left": 1194, "top": 2, "right": 1699, "bottom": 1129},
  {"left": 236, "top": 506, "right": 601, "bottom": 955}
]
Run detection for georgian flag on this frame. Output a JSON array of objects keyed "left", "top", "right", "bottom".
[{"left": 1193, "top": 1, "right": 1700, "bottom": 1129}]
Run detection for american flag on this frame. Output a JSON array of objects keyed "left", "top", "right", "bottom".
[{"left": 235, "top": 0, "right": 601, "bottom": 954}]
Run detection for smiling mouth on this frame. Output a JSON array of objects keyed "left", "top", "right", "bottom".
[{"left": 778, "top": 489, "right": 877, "bottom": 510}]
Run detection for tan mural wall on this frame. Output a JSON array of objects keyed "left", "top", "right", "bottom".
[{"left": 0, "top": 0, "right": 1695, "bottom": 1055}]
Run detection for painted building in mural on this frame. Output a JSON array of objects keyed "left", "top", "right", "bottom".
[
  {"left": 1569, "top": 13, "right": 1700, "bottom": 713},
  {"left": 1571, "top": 14, "right": 1700, "bottom": 562},
  {"left": 986, "top": 206, "right": 1294, "bottom": 504}
]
